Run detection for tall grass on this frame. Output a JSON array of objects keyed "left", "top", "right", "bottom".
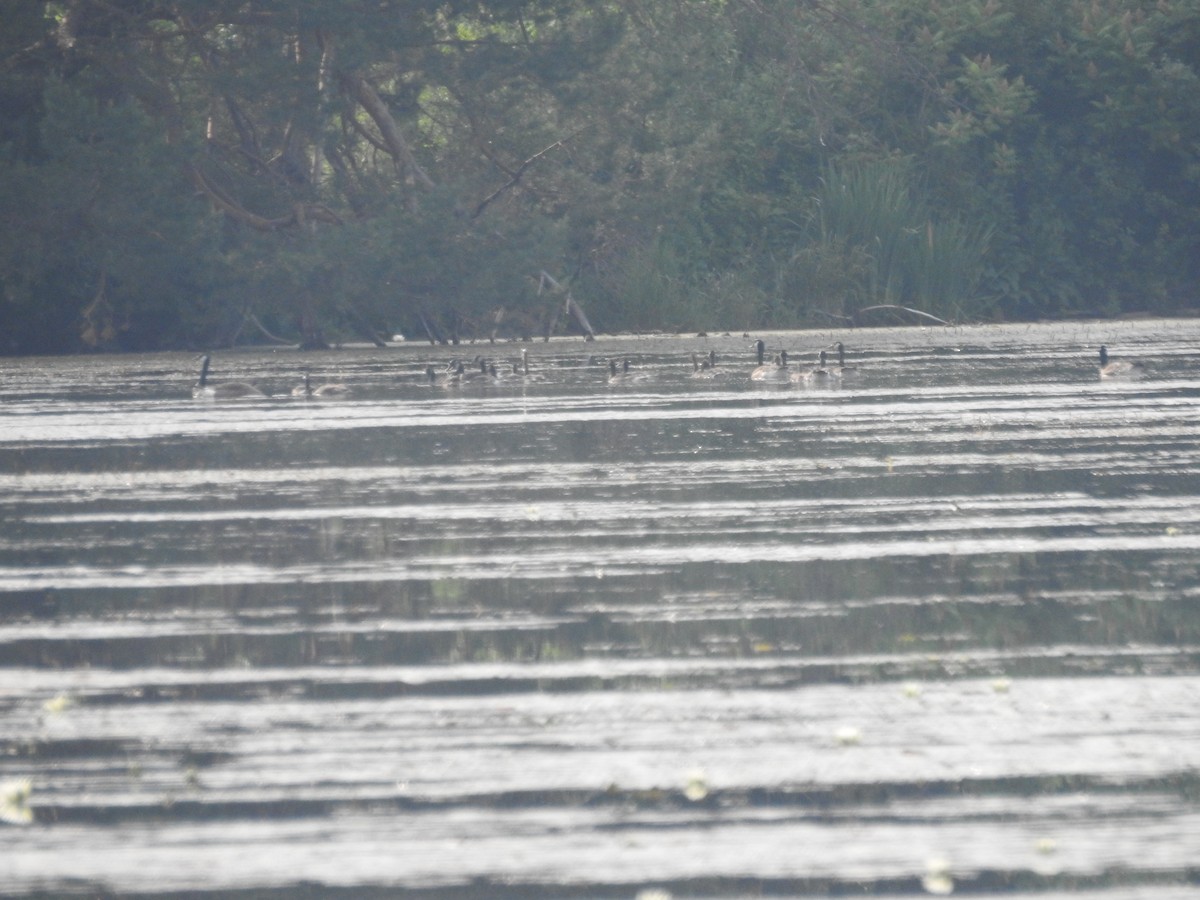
[{"left": 808, "top": 161, "right": 993, "bottom": 321}]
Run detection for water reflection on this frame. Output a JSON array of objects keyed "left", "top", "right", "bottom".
[{"left": 2, "top": 321, "right": 1200, "bottom": 896}]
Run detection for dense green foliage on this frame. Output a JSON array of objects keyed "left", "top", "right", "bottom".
[{"left": 0, "top": 0, "right": 1197, "bottom": 353}]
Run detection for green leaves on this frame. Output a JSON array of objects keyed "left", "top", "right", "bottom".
[
  {"left": 1, "top": 0, "right": 1198, "bottom": 353},
  {"left": 808, "top": 160, "right": 993, "bottom": 320}
]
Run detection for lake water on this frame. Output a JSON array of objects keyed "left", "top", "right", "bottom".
[{"left": 2, "top": 320, "right": 1200, "bottom": 898}]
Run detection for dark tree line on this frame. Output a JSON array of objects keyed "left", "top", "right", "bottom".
[{"left": 1, "top": 0, "right": 1197, "bottom": 355}]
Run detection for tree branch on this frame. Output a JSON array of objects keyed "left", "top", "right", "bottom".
[
  {"left": 188, "top": 164, "right": 343, "bottom": 230},
  {"left": 538, "top": 271, "right": 596, "bottom": 341},
  {"left": 343, "top": 74, "right": 436, "bottom": 190},
  {"left": 854, "top": 304, "right": 953, "bottom": 326},
  {"left": 471, "top": 132, "right": 582, "bottom": 219}
]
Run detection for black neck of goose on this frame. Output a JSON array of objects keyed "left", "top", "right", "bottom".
[
  {"left": 755, "top": 341, "right": 765, "bottom": 365},
  {"left": 199, "top": 355, "right": 210, "bottom": 387},
  {"left": 1099, "top": 347, "right": 1109, "bottom": 366}
]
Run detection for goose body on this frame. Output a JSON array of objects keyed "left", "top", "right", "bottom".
[
  {"left": 750, "top": 341, "right": 789, "bottom": 382},
  {"left": 293, "top": 372, "right": 352, "bottom": 398},
  {"left": 457, "top": 357, "right": 497, "bottom": 384},
  {"left": 313, "top": 383, "right": 352, "bottom": 397},
  {"left": 607, "top": 358, "right": 632, "bottom": 383},
  {"left": 457, "top": 358, "right": 502, "bottom": 385},
  {"left": 789, "top": 350, "right": 836, "bottom": 385},
  {"left": 193, "top": 355, "right": 266, "bottom": 399},
  {"left": 810, "top": 350, "right": 839, "bottom": 383},
  {"left": 1098, "top": 345, "right": 1145, "bottom": 379},
  {"left": 831, "top": 342, "right": 860, "bottom": 379},
  {"left": 427, "top": 363, "right": 464, "bottom": 387},
  {"left": 749, "top": 340, "right": 770, "bottom": 380},
  {"left": 690, "top": 351, "right": 718, "bottom": 379}
]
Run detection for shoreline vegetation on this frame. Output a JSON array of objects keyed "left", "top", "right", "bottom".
[{"left": 1, "top": 2, "right": 1197, "bottom": 356}]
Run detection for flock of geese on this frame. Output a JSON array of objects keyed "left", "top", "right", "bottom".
[
  {"left": 746, "top": 339, "right": 859, "bottom": 385},
  {"left": 192, "top": 344, "right": 1145, "bottom": 400}
]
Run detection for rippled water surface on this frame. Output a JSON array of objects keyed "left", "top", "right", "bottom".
[{"left": 3, "top": 320, "right": 1200, "bottom": 898}]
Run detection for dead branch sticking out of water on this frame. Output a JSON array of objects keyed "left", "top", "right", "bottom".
[
  {"left": 341, "top": 300, "right": 389, "bottom": 348},
  {"left": 538, "top": 271, "right": 596, "bottom": 341},
  {"left": 241, "top": 314, "right": 292, "bottom": 348},
  {"left": 488, "top": 306, "right": 506, "bottom": 343},
  {"left": 814, "top": 304, "right": 955, "bottom": 327},
  {"left": 855, "top": 304, "right": 954, "bottom": 326},
  {"left": 811, "top": 308, "right": 856, "bottom": 326},
  {"left": 416, "top": 306, "right": 447, "bottom": 345}
]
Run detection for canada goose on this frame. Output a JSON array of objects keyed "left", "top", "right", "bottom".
[
  {"left": 495, "top": 350, "right": 527, "bottom": 380},
  {"left": 750, "top": 339, "right": 768, "bottom": 378},
  {"left": 462, "top": 359, "right": 502, "bottom": 384},
  {"left": 750, "top": 340, "right": 789, "bottom": 382},
  {"left": 607, "top": 358, "right": 639, "bottom": 383},
  {"left": 292, "top": 372, "right": 352, "bottom": 398},
  {"left": 748, "top": 343, "right": 787, "bottom": 381},
  {"left": 426, "top": 363, "right": 462, "bottom": 387},
  {"left": 444, "top": 358, "right": 486, "bottom": 383},
  {"left": 689, "top": 349, "right": 718, "bottom": 370},
  {"left": 443, "top": 356, "right": 481, "bottom": 375},
  {"left": 790, "top": 350, "right": 838, "bottom": 385},
  {"left": 811, "top": 350, "right": 838, "bottom": 381},
  {"left": 831, "top": 342, "right": 860, "bottom": 378},
  {"left": 460, "top": 357, "right": 497, "bottom": 383},
  {"left": 690, "top": 352, "right": 717, "bottom": 379},
  {"left": 690, "top": 351, "right": 725, "bottom": 380},
  {"left": 193, "top": 355, "right": 266, "bottom": 399},
  {"left": 506, "top": 348, "right": 546, "bottom": 382},
  {"left": 1098, "top": 345, "right": 1145, "bottom": 379}
]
